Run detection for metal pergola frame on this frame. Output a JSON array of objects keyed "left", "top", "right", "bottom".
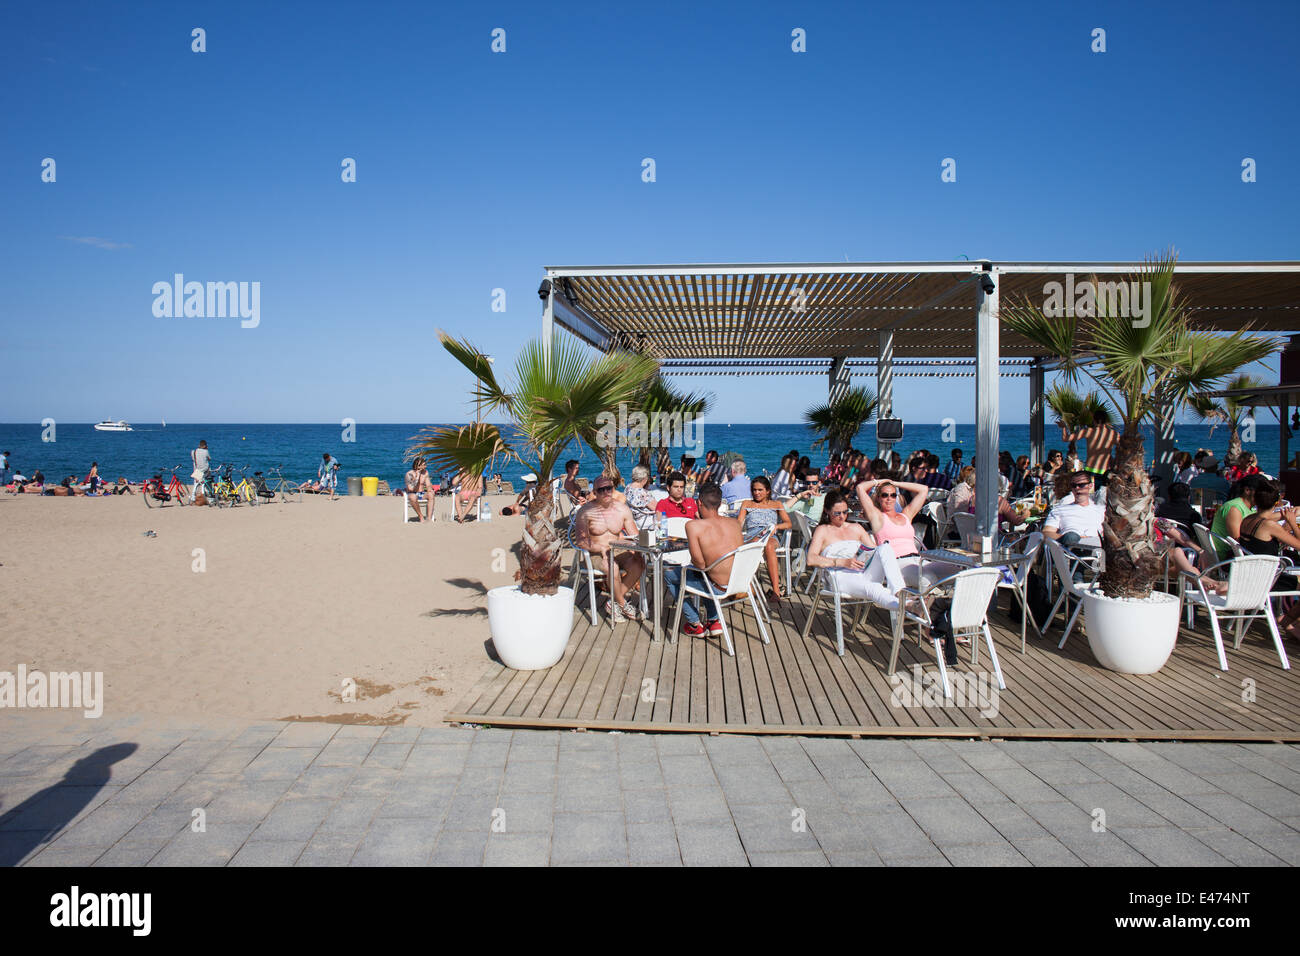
[{"left": 540, "top": 260, "right": 1300, "bottom": 551}]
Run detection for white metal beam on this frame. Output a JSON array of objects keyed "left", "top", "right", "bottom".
[{"left": 975, "top": 272, "right": 1000, "bottom": 553}]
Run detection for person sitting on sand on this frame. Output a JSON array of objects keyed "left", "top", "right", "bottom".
[
  {"left": 454, "top": 469, "right": 483, "bottom": 522},
  {"left": 113, "top": 476, "right": 135, "bottom": 495},
  {"left": 405, "top": 457, "right": 434, "bottom": 522}
]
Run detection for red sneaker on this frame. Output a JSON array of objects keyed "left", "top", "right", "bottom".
[
  {"left": 708, "top": 620, "right": 724, "bottom": 635},
  {"left": 682, "top": 622, "right": 706, "bottom": 637}
]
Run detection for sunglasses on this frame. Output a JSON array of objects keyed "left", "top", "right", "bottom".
[
  {"left": 878, "top": 492, "right": 898, "bottom": 499},
  {"left": 1071, "top": 483, "right": 1091, "bottom": 490},
  {"left": 595, "top": 486, "right": 613, "bottom": 493}
]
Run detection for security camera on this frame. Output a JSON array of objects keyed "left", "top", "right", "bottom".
[
  {"left": 979, "top": 274, "right": 995, "bottom": 295},
  {"left": 537, "top": 279, "right": 552, "bottom": 301}
]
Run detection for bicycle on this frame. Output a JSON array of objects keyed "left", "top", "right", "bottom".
[
  {"left": 208, "top": 463, "right": 236, "bottom": 507},
  {"left": 143, "top": 465, "right": 189, "bottom": 508},
  {"left": 231, "top": 466, "right": 261, "bottom": 507},
  {"left": 194, "top": 465, "right": 224, "bottom": 507},
  {"left": 261, "top": 466, "right": 304, "bottom": 504}
]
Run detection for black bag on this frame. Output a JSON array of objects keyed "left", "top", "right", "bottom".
[
  {"left": 1008, "top": 570, "right": 1054, "bottom": 629},
  {"left": 929, "top": 599, "right": 959, "bottom": 665}
]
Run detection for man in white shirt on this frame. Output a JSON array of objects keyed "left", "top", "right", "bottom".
[{"left": 1042, "top": 471, "right": 1105, "bottom": 546}]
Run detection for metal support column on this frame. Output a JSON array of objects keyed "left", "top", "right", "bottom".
[
  {"left": 975, "top": 270, "right": 999, "bottom": 554},
  {"left": 877, "top": 330, "right": 894, "bottom": 461},
  {"left": 828, "top": 356, "right": 851, "bottom": 404},
  {"left": 1029, "top": 360, "right": 1045, "bottom": 466},
  {"left": 541, "top": 281, "right": 554, "bottom": 366},
  {"left": 1153, "top": 400, "right": 1177, "bottom": 486}
]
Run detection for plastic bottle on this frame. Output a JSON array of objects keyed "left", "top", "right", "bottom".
[
  {"left": 658, "top": 511, "right": 668, "bottom": 541},
  {"left": 482, "top": 501, "right": 492, "bottom": 521}
]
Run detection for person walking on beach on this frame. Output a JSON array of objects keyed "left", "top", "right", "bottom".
[
  {"left": 190, "top": 440, "right": 210, "bottom": 503},
  {"left": 319, "top": 453, "right": 341, "bottom": 500},
  {"left": 86, "top": 461, "right": 102, "bottom": 493}
]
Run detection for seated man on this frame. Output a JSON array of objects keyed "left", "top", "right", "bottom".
[
  {"left": 1042, "top": 471, "right": 1105, "bottom": 548},
  {"left": 787, "top": 470, "right": 826, "bottom": 523},
  {"left": 719, "top": 459, "right": 750, "bottom": 506},
  {"left": 1188, "top": 456, "right": 1230, "bottom": 507},
  {"left": 663, "top": 483, "right": 743, "bottom": 638},
  {"left": 500, "top": 474, "right": 537, "bottom": 516},
  {"left": 655, "top": 471, "right": 698, "bottom": 519},
  {"left": 575, "top": 474, "right": 645, "bottom": 623},
  {"left": 1156, "top": 481, "right": 1200, "bottom": 530},
  {"left": 561, "top": 459, "right": 586, "bottom": 507}
]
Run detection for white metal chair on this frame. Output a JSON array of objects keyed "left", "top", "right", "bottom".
[
  {"left": 952, "top": 512, "right": 977, "bottom": 550},
  {"left": 566, "top": 519, "right": 646, "bottom": 628},
  {"left": 663, "top": 515, "right": 689, "bottom": 538},
  {"left": 998, "top": 531, "right": 1045, "bottom": 652},
  {"left": 1180, "top": 554, "right": 1292, "bottom": 671},
  {"left": 800, "top": 548, "right": 897, "bottom": 657},
  {"left": 1194, "top": 522, "right": 1242, "bottom": 562},
  {"left": 787, "top": 510, "right": 815, "bottom": 590},
  {"left": 888, "top": 566, "right": 1005, "bottom": 699},
  {"left": 401, "top": 491, "right": 436, "bottom": 523},
  {"left": 669, "top": 540, "right": 771, "bottom": 656},
  {"left": 1043, "top": 538, "right": 1092, "bottom": 650}
]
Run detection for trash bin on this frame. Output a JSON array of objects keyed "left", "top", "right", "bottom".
[
  {"left": 361, "top": 476, "right": 379, "bottom": 497},
  {"left": 347, "top": 476, "right": 363, "bottom": 497}
]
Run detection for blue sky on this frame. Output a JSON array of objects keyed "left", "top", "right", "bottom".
[{"left": 3, "top": 0, "right": 1297, "bottom": 425}]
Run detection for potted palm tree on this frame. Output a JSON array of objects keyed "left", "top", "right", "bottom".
[
  {"left": 803, "top": 385, "right": 879, "bottom": 456},
  {"left": 410, "top": 331, "right": 660, "bottom": 670},
  {"left": 1003, "top": 252, "right": 1280, "bottom": 673}
]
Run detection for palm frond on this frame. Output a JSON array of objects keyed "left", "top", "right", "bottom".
[{"left": 406, "top": 423, "right": 517, "bottom": 478}]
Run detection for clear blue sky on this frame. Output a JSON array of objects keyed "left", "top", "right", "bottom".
[{"left": 4, "top": 0, "right": 1296, "bottom": 424}]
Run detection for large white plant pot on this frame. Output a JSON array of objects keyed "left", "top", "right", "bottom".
[
  {"left": 1083, "top": 588, "right": 1180, "bottom": 674},
  {"left": 486, "top": 585, "right": 575, "bottom": 671}
]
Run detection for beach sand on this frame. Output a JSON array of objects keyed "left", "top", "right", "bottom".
[{"left": 0, "top": 491, "right": 527, "bottom": 726}]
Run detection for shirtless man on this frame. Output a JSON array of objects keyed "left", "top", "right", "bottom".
[
  {"left": 576, "top": 474, "right": 644, "bottom": 622},
  {"left": 1060, "top": 411, "right": 1119, "bottom": 487},
  {"left": 664, "top": 483, "right": 743, "bottom": 637},
  {"left": 562, "top": 459, "right": 585, "bottom": 507}
]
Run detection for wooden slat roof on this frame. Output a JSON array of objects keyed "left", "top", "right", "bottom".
[{"left": 544, "top": 262, "right": 1300, "bottom": 360}]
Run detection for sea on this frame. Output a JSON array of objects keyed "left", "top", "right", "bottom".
[{"left": 0, "top": 421, "right": 1290, "bottom": 490}]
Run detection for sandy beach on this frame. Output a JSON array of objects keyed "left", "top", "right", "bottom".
[{"left": 0, "top": 491, "right": 523, "bottom": 726}]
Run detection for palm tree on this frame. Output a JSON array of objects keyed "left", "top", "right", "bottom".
[
  {"left": 634, "top": 377, "right": 714, "bottom": 474},
  {"left": 409, "top": 331, "right": 660, "bottom": 595},
  {"left": 1188, "top": 373, "right": 1268, "bottom": 465},
  {"left": 804, "top": 386, "right": 879, "bottom": 457},
  {"left": 1002, "top": 252, "right": 1281, "bottom": 599},
  {"left": 1044, "top": 385, "right": 1114, "bottom": 459}
]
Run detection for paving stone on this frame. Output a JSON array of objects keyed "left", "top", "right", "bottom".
[
  {"left": 417, "top": 727, "right": 473, "bottom": 744},
  {"left": 321, "top": 797, "right": 383, "bottom": 831},
  {"left": 149, "top": 823, "right": 258, "bottom": 866},
  {"left": 287, "top": 766, "right": 357, "bottom": 799},
  {"left": 827, "top": 773, "right": 899, "bottom": 811},
  {"left": 807, "top": 811, "right": 877, "bottom": 854},
  {"left": 442, "top": 791, "right": 503, "bottom": 832},
  {"left": 91, "top": 839, "right": 169, "bottom": 867},
  {"left": 556, "top": 774, "right": 623, "bottom": 813},
  {"left": 502, "top": 760, "right": 556, "bottom": 793},
  {"left": 871, "top": 761, "right": 958, "bottom": 800},
  {"left": 854, "top": 806, "right": 938, "bottom": 860},
  {"left": 202, "top": 747, "right": 264, "bottom": 774},
  {"left": 851, "top": 738, "right": 939, "bottom": 763},
  {"left": 242, "top": 748, "right": 317, "bottom": 780},
  {"left": 979, "top": 767, "right": 1064, "bottom": 804},
  {"left": 618, "top": 758, "right": 665, "bottom": 791},
  {"left": 1, "top": 783, "right": 120, "bottom": 832},
  {"left": 296, "top": 829, "right": 364, "bottom": 866},
  {"left": 767, "top": 750, "right": 823, "bottom": 783},
  {"left": 495, "top": 792, "right": 554, "bottom": 833},
  {"left": 659, "top": 754, "right": 718, "bottom": 788},
  {"left": 24, "top": 843, "right": 110, "bottom": 866},
  {"left": 1023, "top": 759, "right": 1105, "bottom": 787},
  {"left": 674, "top": 822, "right": 746, "bottom": 866},
  {"left": 403, "top": 746, "right": 469, "bottom": 775},
  {"left": 334, "top": 725, "right": 386, "bottom": 740},
  {"left": 731, "top": 803, "right": 821, "bottom": 854},
  {"left": 48, "top": 802, "right": 152, "bottom": 846},
  {"left": 315, "top": 738, "right": 378, "bottom": 767},
  {"left": 559, "top": 731, "right": 618, "bottom": 753},
  {"left": 202, "top": 781, "right": 295, "bottom": 823},
  {"left": 551, "top": 811, "right": 628, "bottom": 864},
  {"left": 350, "top": 819, "right": 437, "bottom": 866},
  {"left": 1181, "top": 827, "right": 1288, "bottom": 866},
  {"left": 749, "top": 849, "right": 830, "bottom": 866},
  {"left": 376, "top": 783, "right": 454, "bottom": 820},
  {"left": 379, "top": 726, "right": 423, "bottom": 743},
  {"left": 1181, "top": 792, "right": 1297, "bottom": 837},
  {"left": 125, "top": 806, "right": 198, "bottom": 841},
  {"left": 667, "top": 786, "right": 731, "bottom": 826},
  {"left": 363, "top": 743, "right": 414, "bottom": 770},
  {"left": 940, "top": 843, "right": 1029, "bottom": 866},
  {"left": 1053, "top": 783, "right": 1174, "bottom": 828},
  {"left": 1010, "top": 837, "right": 1083, "bottom": 867},
  {"left": 702, "top": 735, "right": 767, "bottom": 765},
  {"left": 340, "top": 768, "right": 401, "bottom": 799},
  {"left": 484, "top": 831, "right": 551, "bottom": 866},
  {"left": 954, "top": 745, "right": 1028, "bottom": 772},
  {"left": 898, "top": 795, "right": 1006, "bottom": 847},
  {"left": 627, "top": 821, "right": 679, "bottom": 864},
  {"left": 430, "top": 828, "right": 488, "bottom": 865},
  {"left": 826, "top": 849, "right": 885, "bottom": 866},
  {"left": 655, "top": 735, "right": 706, "bottom": 757},
  {"left": 1110, "top": 826, "right": 1234, "bottom": 866},
  {"left": 622, "top": 788, "right": 671, "bottom": 825},
  {"left": 249, "top": 797, "right": 334, "bottom": 842},
  {"left": 271, "top": 723, "right": 339, "bottom": 748},
  {"left": 153, "top": 742, "right": 230, "bottom": 773},
  {"left": 230, "top": 840, "right": 306, "bottom": 866}
]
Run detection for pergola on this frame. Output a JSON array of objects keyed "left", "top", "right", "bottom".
[{"left": 540, "top": 261, "right": 1300, "bottom": 549}]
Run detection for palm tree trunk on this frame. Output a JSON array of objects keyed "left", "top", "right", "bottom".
[
  {"left": 520, "top": 484, "right": 563, "bottom": 595},
  {"left": 1227, "top": 428, "right": 1242, "bottom": 466},
  {"left": 1097, "top": 425, "right": 1161, "bottom": 599}
]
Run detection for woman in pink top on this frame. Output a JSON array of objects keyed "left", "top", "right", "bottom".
[{"left": 857, "top": 478, "right": 957, "bottom": 590}]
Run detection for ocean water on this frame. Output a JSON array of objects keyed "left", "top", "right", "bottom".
[{"left": 0, "top": 421, "right": 1290, "bottom": 489}]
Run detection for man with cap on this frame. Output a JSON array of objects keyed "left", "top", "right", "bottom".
[
  {"left": 501, "top": 473, "right": 538, "bottom": 516},
  {"left": 575, "top": 474, "right": 644, "bottom": 622}
]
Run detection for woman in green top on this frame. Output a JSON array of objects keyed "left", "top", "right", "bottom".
[{"left": 1209, "top": 475, "right": 1265, "bottom": 559}]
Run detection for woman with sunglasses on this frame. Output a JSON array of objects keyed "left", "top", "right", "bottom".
[
  {"left": 857, "top": 477, "right": 955, "bottom": 589},
  {"left": 804, "top": 490, "right": 905, "bottom": 611},
  {"left": 736, "top": 475, "right": 793, "bottom": 604}
]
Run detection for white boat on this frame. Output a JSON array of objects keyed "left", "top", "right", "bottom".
[{"left": 94, "top": 420, "right": 133, "bottom": 432}]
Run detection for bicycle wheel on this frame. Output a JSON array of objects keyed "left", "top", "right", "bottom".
[
  {"left": 176, "top": 482, "right": 189, "bottom": 506},
  {"left": 143, "top": 483, "right": 159, "bottom": 508},
  {"left": 283, "top": 482, "right": 303, "bottom": 504}
]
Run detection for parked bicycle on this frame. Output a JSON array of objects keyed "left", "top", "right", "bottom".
[
  {"left": 143, "top": 465, "right": 189, "bottom": 508},
  {"left": 210, "top": 463, "right": 240, "bottom": 507},
  {"left": 231, "top": 466, "right": 261, "bottom": 506},
  {"left": 261, "top": 466, "right": 305, "bottom": 503}
]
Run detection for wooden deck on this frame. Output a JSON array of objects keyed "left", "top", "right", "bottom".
[{"left": 447, "top": 586, "right": 1300, "bottom": 741}]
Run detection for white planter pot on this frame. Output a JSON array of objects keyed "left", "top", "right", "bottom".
[
  {"left": 1083, "top": 588, "right": 1180, "bottom": 674},
  {"left": 486, "top": 585, "right": 575, "bottom": 671}
]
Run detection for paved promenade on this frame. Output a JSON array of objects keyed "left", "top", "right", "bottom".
[{"left": 1, "top": 713, "right": 1297, "bottom": 866}]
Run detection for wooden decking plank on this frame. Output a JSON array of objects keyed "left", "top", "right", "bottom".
[
  {"left": 627, "top": 637, "right": 666, "bottom": 722},
  {"left": 610, "top": 626, "right": 655, "bottom": 722},
  {"left": 591, "top": 627, "right": 642, "bottom": 721},
  {"left": 559, "top": 614, "right": 619, "bottom": 720},
  {"left": 729, "top": 606, "right": 766, "bottom": 725},
  {"left": 524, "top": 609, "right": 604, "bottom": 719}
]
